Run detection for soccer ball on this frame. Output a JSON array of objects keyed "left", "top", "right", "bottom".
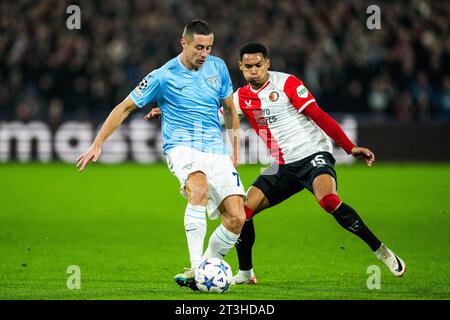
[{"left": 194, "top": 257, "right": 233, "bottom": 293}]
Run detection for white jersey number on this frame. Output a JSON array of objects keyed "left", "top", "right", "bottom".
[{"left": 310, "top": 155, "right": 326, "bottom": 167}]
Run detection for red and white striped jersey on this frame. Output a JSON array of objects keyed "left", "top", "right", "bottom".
[{"left": 233, "top": 71, "right": 333, "bottom": 164}]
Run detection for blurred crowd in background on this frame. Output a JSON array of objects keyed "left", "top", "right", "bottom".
[{"left": 0, "top": 0, "right": 449, "bottom": 127}]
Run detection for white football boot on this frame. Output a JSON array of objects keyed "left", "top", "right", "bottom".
[
  {"left": 174, "top": 268, "right": 199, "bottom": 291},
  {"left": 374, "top": 244, "right": 406, "bottom": 277},
  {"left": 232, "top": 269, "right": 257, "bottom": 285}
]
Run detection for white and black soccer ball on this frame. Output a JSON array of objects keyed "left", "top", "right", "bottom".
[{"left": 194, "top": 258, "right": 233, "bottom": 293}]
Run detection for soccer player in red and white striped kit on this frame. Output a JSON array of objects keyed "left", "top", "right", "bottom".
[
  {"left": 227, "top": 43, "right": 406, "bottom": 284},
  {"left": 145, "top": 43, "right": 406, "bottom": 284}
]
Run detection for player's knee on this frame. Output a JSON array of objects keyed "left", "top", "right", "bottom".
[
  {"left": 188, "top": 185, "right": 208, "bottom": 205},
  {"left": 238, "top": 209, "right": 246, "bottom": 227},
  {"left": 319, "top": 193, "right": 342, "bottom": 213},
  {"left": 233, "top": 209, "right": 246, "bottom": 229},
  {"left": 223, "top": 210, "right": 245, "bottom": 234}
]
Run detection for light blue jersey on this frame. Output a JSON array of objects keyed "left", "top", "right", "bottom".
[{"left": 129, "top": 55, "right": 233, "bottom": 155}]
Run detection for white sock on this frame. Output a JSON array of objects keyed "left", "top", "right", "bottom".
[
  {"left": 202, "top": 224, "right": 240, "bottom": 260},
  {"left": 184, "top": 203, "right": 207, "bottom": 270}
]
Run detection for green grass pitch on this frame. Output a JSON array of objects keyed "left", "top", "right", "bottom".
[{"left": 0, "top": 162, "right": 449, "bottom": 300}]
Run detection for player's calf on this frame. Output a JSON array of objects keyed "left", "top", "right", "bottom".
[
  {"left": 220, "top": 196, "right": 246, "bottom": 234},
  {"left": 319, "top": 194, "right": 382, "bottom": 252},
  {"left": 319, "top": 193, "right": 342, "bottom": 213},
  {"left": 235, "top": 218, "right": 255, "bottom": 273},
  {"left": 200, "top": 197, "right": 244, "bottom": 262}
]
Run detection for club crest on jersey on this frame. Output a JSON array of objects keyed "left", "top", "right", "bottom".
[
  {"left": 296, "top": 85, "right": 308, "bottom": 98},
  {"left": 206, "top": 76, "right": 219, "bottom": 90},
  {"left": 269, "top": 91, "right": 279, "bottom": 102}
]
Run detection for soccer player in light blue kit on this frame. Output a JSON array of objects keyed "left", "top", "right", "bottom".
[{"left": 76, "top": 20, "right": 246, "bottom": 291}]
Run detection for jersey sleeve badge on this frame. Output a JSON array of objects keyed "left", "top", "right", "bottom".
[{"left": 296, "top": 85, "right": 308, "bottom": 98}]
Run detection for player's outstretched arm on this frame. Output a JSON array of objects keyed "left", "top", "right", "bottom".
[
  {"left": 301, "top": 103, "right": 375, "bottom": 166},
  {"left": 221, "top": 94, "right": 240, "bottom": 168},
  {"left": 76, "top": 97, "right": 137, "bottom": 172}
]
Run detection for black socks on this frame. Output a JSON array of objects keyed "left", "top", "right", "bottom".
[
  {"left": 235, "top": 219, "right": 256, "bottom": 270},
  {"left": 332, "top": 202, "right": 382, "bottom": 251}
]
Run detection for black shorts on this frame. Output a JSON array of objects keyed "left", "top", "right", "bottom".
[{"left": 252, "top": 152, "right": 337, "bottom": 207}]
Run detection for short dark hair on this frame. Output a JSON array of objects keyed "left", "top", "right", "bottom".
[
  {"left": 183, "top": 20, "right": 214, "bottom": 40},
  {"left": 239, "top": 43, "right": 269, "bottom": 60}
]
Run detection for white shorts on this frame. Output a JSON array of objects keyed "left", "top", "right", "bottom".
[{"left": 166, "top": 146, "right": 246, "bottom": 220}]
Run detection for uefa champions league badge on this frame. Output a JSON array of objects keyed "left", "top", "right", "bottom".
[{"left": 138, "top": 79, "right": 148, "bottom": 90}]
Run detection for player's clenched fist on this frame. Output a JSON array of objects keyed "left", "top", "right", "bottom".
[
  {"left": 144, "top": 108, "right": 162, "bottom": 120},
  {"left": 351, "top": 146, "right": 375, "bottom": 167}
]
